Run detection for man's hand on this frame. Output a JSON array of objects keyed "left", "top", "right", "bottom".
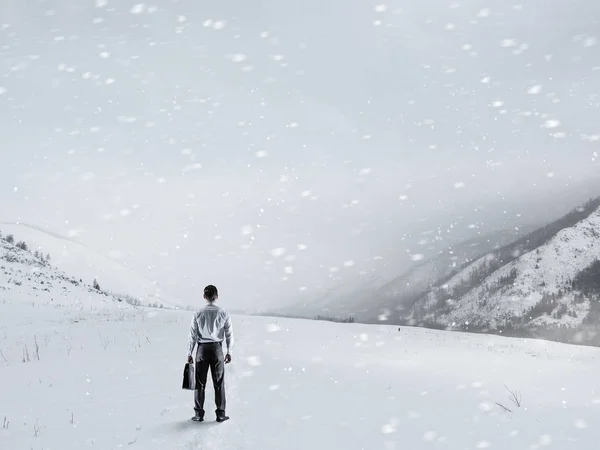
[
  {"left": 224, "top": 353, "right": 232, "bottom": 364},
  {"left": 188, "top": 355, "right": 194, "bottom": 364}
]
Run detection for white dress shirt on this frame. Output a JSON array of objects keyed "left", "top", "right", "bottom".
[{"left": 188, "top": 303, "right": 234, "bottom": 357}]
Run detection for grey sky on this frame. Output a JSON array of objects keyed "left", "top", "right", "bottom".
[{"left": 1, "top": 0, "right": 600, "bottom": 310}]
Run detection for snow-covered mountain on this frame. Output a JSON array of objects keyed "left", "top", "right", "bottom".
[
  {"left": 0, "top": 223, "right": 179, "bottom": 309},
  {"left": 272, "top": 228, "right": 526, "bottom": 320},
  {"left": 403, "top": 197, "right": 600, "bottom": 343},
  {"left": 0, "top": 228, "right": 174, "bottom": 309}
]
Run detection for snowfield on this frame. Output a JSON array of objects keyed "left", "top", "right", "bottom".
[{"left": 2, "top": 299, "right": 600, "bottom": 449}]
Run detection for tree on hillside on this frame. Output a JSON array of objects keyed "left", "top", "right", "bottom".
[
  {"left": 34, "top": 250, "right": 40, "bottom": 259},
  {"left": 45, "top": 253, "right": 51, "bottom": 263},
  {"left": 16, "top": 241, "right": 28, "bottom": 251},
  {"left": 5, "top": 234, "right": 14, "bottom": 244},
  {"left": 93, "top": 278, "right": 101, "bottom": 291}
]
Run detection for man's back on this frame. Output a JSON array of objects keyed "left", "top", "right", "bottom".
[{"left": 193, "top": 303, "right": 233, "bottom": 346}]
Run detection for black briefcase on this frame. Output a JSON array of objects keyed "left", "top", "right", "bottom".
[{"left": 182, "top": 362, "right": 196, "bottom": 390}]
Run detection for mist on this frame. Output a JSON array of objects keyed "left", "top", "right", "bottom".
[{"left": 2, "top": 0, "right": 600, "bottom": 310}]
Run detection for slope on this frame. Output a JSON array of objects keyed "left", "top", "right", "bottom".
[
  {"left": 274, "top": 228, "right": 524, "bottom": 321},
  {"left": 0, "top": 223, "right": 179, "bottom": 309},
  {"left": 0, "top": 236, "right": 134, "bottom": 311},
  {"left": 2, "top": 304, "right": 600, "bottom": 449},
  {"left": 406, "top": 198, "right": 600, "bottom": 341}
]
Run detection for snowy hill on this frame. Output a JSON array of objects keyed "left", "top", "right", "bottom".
[
  {"left": 404, "top": 198, "right": 600, "bottom": 344},
  {"left": 273, "top": 229, "right": 524, "bottom": 321},
  {"left": 2, "top": 303, "right": 600, "bottom": 449},
  {"left": 0, "top": 224, "right": 179, "bottom": 309},
  {"left": 0, "top": 230, "right": 174, "bottom": 310},
  {"left": 0, "top": 236, "right": 128, "bottom": 310}
]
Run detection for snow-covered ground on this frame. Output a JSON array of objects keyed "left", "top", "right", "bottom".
[{"left": 2, "top": 298, "right": 600, "bottom": 449}]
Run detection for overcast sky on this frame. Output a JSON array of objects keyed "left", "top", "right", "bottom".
[{"left": 1, "top": 0, "right": 600, "bottom": 310}]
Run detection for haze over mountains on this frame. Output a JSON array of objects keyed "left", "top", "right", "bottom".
[
  {"left": 274, "top": 197, "right": 600, "bottom": 347},
  {"left": 2, "top": 0, "right": 600, "bottom": 310}
]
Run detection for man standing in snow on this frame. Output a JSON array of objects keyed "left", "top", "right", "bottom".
[{"left": 187, "top": 284, "right": 234, "bottom": 423}]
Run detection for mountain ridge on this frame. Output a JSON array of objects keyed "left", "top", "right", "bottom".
[{"left": 400, "top": 197, "right": 600, "bottom": 346}]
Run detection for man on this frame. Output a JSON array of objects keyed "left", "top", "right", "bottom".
[{"left": 187, "top": 284, "right": 234, "bottom": 422}]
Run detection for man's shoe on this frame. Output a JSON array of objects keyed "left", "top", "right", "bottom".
[
  {"left": 191, "top": 412, "right": 204, "bottom": 422},
  {"left": 216, "top": 413, "right": 230, "bottom": 423}
]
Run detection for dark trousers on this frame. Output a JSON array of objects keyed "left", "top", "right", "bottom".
[{"left": 194, "top": 342, "right": 226, "bottom": 416}]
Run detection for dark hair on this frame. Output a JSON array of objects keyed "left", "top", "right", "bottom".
[{"left": 204, "top": 285, "right": 218, "bottom": 301}]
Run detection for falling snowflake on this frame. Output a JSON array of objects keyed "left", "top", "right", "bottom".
[
  {"left": 230, "top": 53, "right": 247, "bottom": 63},
  {"left": 267, "top": 324, "right": 281, "bottom": 332},
  {"left": 270, "top": 248, "right": 286, "bottom": 257},
  {"left": 247, "top": 356, "right": 261, "bottom": 367},
  {"left": 130, "top": 3, "right": 145, "bottom": 14},
  {"left": 543, "top": 119, "right": 561, "bottom": 129},
  {"left": 500, "top": 39, "right": 518, "bottom": 48},
  {"left": 423, "top": 431, "right": 438, "bottom": 442}
]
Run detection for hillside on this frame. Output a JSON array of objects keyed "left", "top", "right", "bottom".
[
  {"left": 0, "top": 230, "right": 171, "bottom": 309},
  {"left": 0, "top": 224, "right": 179, "bottom": 309},
  {"left": 403, "top": 197, "right": 600, "bottom": 344},
  {"left": 273, "top": 228, "right": 525, "bottom": 321}
]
